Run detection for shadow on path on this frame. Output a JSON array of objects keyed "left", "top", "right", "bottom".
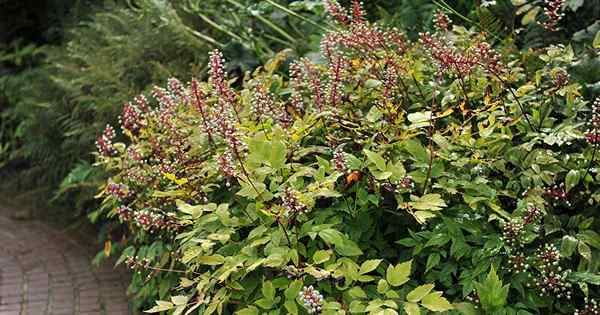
[{"left": 0, "top": 205, "right": 132, "bottom": 315}]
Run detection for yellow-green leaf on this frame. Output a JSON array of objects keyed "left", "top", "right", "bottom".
[
  {"left": 421, "top": 292, "right": 453, "bottom": 312},
  {"left": 404, "top": 302, "right": 421, "bottom": 315},
  {"left": 407, "top": 284, "right": 435, "bottom": 303},
  {"left": 359, "top": 259, "right": 382, "bottom": 274},
  {"left": 386, "top": 260, "right": 411, "bottom": 287},
  {"left": 197, "top": 255, "right": 225, "bottom": 265}
]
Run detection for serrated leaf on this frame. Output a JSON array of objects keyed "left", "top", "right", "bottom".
[
  {"left": 407, "top": 284, "right": 435, "bottom": 303},
  {"left": 421, "top": 292, "right": 453, "bottom": 312},
  {"left": 410, "top": 194, "right": 447, "bottom": 211},
  {"left": 405, "top": 139, "right": 429, "bottom": 163},
  {"left": 474, "top": 266, "right": 509, "bottom": 312}
]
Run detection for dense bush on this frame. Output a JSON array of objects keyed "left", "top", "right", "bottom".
[{"left": 95, "top": 2, "right": 600, "bottom": 314}]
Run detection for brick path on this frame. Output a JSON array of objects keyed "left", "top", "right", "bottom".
[{"left": 0, "top": 212, "right": 132, "bottom": 314}]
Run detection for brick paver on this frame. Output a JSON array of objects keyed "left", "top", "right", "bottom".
[{"left": 0, "top": 210, "right": 132, "bottom": 315}]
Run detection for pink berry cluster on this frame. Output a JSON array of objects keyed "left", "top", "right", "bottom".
[
  {"left": 501, "top": 206, "right": 541, "bottom": 244},
  {"left": 125, "top": 255, "right": 152, "bottom": 271},
  {"left": 282, "top": 187, "right": 307, "bottom": 218},
  {"left": 324, "top": 0, "right": 350, "bottom": 25},
  {"left": 332, "top": 147, "right": 347, "bottom": 173},
  {"left": 251, "top": 84, "right": 290, "bottom": 126},
  {"left": 419, "top": 33, "right": 504, "bottom": 77},
  {"left": 398, "top": 176, "right": 415, "bottom": 190},
  {"left": 132, "top": 208, "right": 178, "bottom": 232},
  {"left": 299, "top": 285, "right": 324, "bottom": 314},
  {"left": 434, "top": 10, "right": 451, "bottom": 32},
  {"left": 575, "top": 298, "right": 600, "bottom": 315},
  {"left": 502, "top": 220, "right": 525, "bottom": 247},
  {"left": 531, "top": 244, "right": 572, "bottom": 299},
  {"left": 507, "top": 252, "right": 528, "bottom": 273},
  {"left": 553, "top": 69, "right": 570, "bottom": 89},
  {"left": 541, "top": 0, "right": 565, "bottom": 31},
  {"left": 115, "top": 205, "right": 132, "bottom": 221},
  {"left": 585, "top": 98, "right": 600, "bottom": 144},
  {"left": 107, "top": 181, "right": 130, "bottom": 201},
  {"left": 119, "top": 100, "right": 146, "bottom": 134},
  {"left": 96, "top": 124, "right": 118, "bottom": 157},
  {"left": 544, "top": 183, "right": 570, "bottom": 206},
  {"left": 501, "top": 205, "right": 543, "bottom": 273}
]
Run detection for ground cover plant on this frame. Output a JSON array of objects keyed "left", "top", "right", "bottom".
[{"left": 93, "top": 1, "right": 600, "bottom": 314}]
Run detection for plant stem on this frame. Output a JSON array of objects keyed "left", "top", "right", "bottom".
[
  {"left": 422, "top": 93, "right": 437, "bottom": 194},
  {"left": 278, "top": 219, "right": 293, "bottom": 248},
  {"left": 582, "top": 142, "right": 598, "bottom": 183},
  {"left": 486, "top": 68, "right": 537, "bottom": 132}
]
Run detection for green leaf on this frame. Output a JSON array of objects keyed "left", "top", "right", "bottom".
[
  {"left": 367, "top": 106, "right": 383, "bottom": 122},
  {"left": 365, "top": 79, "right": 382, "bottom": 89},
  {"left": 319, "top": 229, "right": 363, "bottom": 256},
  {"left": 594, "top": 30, "right": 600, "bottom": 48},
  {"left": 197, "top": 255, "right": 225, "bottom": 265},
  {"left": 364, "top": 149, "right": 387, "bottom": 171},
  {"left": 386, "top": 260, "right": 411, "bottom": 287},
  {"left": 236, "top": 306, "right": 260, "bottom": 315},
  {"left": 425, "top": 253, "right": 440, "bottom": 273},
  {"left": 284, "top": 300, "right": 298, "bottom": 315},
  {"left": 578, "top": 241, "right": 592, "bottom": 260},
  {"left": 410, "top": 194, "right": 447, "bottom": 211},
  {"left": 262, "top": 281, "right": 276, "bottom": 301},
  {"left": 349, "top": 301, "right": 366, "bottom": 313},
  {"left": 359, "top": 259, "right": 382, "bottom": 274},
  {"left": 348, "top": 286, "right": 368, "bottom": 299},
  {"left": 313, "top": 250, "right": 333, "bottom": 264},
  {"left": 474, "top": 266, "right": 509, "bottom": 312},
  {"left": 560, "top": 235, "right": 578, "bottom": 257},
  {"left": 405, "top": 139, "right": 428, "bottom": 163},
  {"left": 407, "top": 284, "right": 435, "bottom": 303},
  {"left": 144, "top": 301, "right": 174, "bottom": 313},
  {"left": 568, "top": 272, "right": 600, "bottom": 285},
  {"left": 285, "top": 280, "right": 303, "bottom": 300},
  {"left": 453, "top": 302, "right": 479, "bottom": 315},
  {"left": 421, "top": 292, "right": 453, "bottom": 312},
  {"left": 404, "top": 302, "right": 421, "bottom": 315},
  {"left": 171, "top": 295, "right": 189, "bottom": 306},
  {"left": 567, "top": 0, "right": 584, "bottom": 11},
  {"left": 565, "top": 169, "right": 580, "bottom": 192}
]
